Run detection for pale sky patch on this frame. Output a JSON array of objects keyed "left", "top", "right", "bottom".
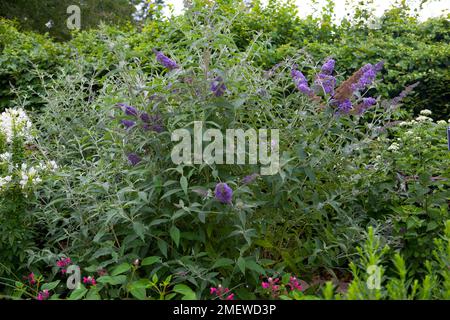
[{"left": 162, "top": 0, "right": 449, "bottom": 22}]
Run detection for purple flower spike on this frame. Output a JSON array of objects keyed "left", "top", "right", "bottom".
[
  {"left": 337, "top": 99, "right": 353, "bottom": 113},
  {"left": 127, "top": 153, "right": 141, "bottom": 166},
  {"left": 153, "top": 49, "right": 179, "bottom": 70},
  {"left": 214, "top": 182, "right": 233, "bottom": 204},
  {"left": 291, "top": 69, "right": 313, "bottom": 96},
  {"left": 357, "top": 97, "right": 377, "bottom": 114},
  {"left": 362, "top": 97, "right": 377, "bottom": 108},
  {"left": 314, "top": 73, "right": 336, "bottom": 95},
  {"left": 211, "top": 76, "right": 227, "bottom": 97},
  {"left": 320, "top": 59, "right": 335, "bottom": 75},
  {"left": 374, "top": 61, "right": 384, "bottom": 72},
  {"left": 242, "top": 173, "right": 259, "bottom": 185},
  {"left": 120, "top": 119, "right": 136, "bottom": 129},
  {"left": 140, "top": 112, "right": 151, "bottom": 123},
  {"left": 117, "top": 103, "right": 138, "bottom": 117},
  {"left": 351, "top": 63, "right": 377, "bottom": 92}
]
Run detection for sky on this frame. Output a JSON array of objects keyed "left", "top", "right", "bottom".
[{"left": 161, "top": 0, "right": 449, "bottom": 21}]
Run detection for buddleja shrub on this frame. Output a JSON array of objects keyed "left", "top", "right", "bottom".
[
  {"left": 25, "top": 3, "right": 447, "bottom": 300},
  {"left": 0, "top": 108, "right": 58, "bottom": 275}
]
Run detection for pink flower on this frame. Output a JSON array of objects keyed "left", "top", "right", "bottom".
[
  {"left": 210, "top": 285, "right": 234, "bottom": 300},
  {"left": 27, "top": 273, "right": 36, "bottom": 285},
  {"left": 226, "top": 293, "right": 234, "bottom": 300},
  {"left": 261, "top": 277, "right": 282, "bottom": 297},
  {"left": 287, "top": 276, "right": 303, "bottom": 291},
  {"left": 36, "top": 290, "right": 50, "bottom": 300},
  {"left": 56, "top": 257, "right": 72, "bottom": 273},
  {"left": 83, "top": 276, "right": 96, "bottom": 286}
]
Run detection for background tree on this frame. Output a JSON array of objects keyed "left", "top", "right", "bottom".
[{"left": 0, "top": 0, "right": 137, "bottom": 40}]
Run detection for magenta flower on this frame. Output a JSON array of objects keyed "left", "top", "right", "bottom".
[
  {"left": 210, "top": 285, "right": 234, "bottom": 300},
  {"left": 214, "top": 183, "right": 233, "bottom": 204},
  {"left": 36, "top": 290, "right": 50, "bottom": 301},
  {"left": 83, "top": 276, "right": 97, "bottom": 286},
  {"left": 27, "top": 273, "right": 36, "bottom": 285},
  {"left": 56, "top": 257, "right": 72, "bottom": 274},
  {"left": 287, "top": 276, "right": 303, "bottom": 291}
]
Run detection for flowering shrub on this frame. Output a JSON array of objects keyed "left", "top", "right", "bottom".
[
  {"left": 0, "top": 108, "right": 58, "bottom": 275},
  {"left": 0, "top": 1, "right": 448, "bottom": 301}
]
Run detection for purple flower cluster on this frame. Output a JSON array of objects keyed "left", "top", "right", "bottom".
[
  {"left": 214, "top": 182, "right": 233, "bottom": 204},
  {"left": 314, "top": 73, "right": 336, "bottom": 96},
  {"left": 127, "top": 153, "right": 142, "bottom": 166},
  {"left": 242, "top": 173, "right": 259, "bottom": 185},
  {"left": 118, "top": 103, "right": 138, "bottom": 116},
  {"left": 115, "top": 102, "right": 166, "bottom": 167},
  {"left": 142, "top": 113, "right": 164, "bottom": 133},
  {"left": 314, "top": 58, "right": 337, "bottom": 95},
  {"left": 351, "top": 63, "right": 378, "bottom": 92},
  {"left": 120, "top": 119, "right": 136, "bottom": 129},
  {"left": 337, "top": 99, "right": 353, "bottom": 113},
  {"left": 320, "top": 58, "right": 335, "bottom": 75},
  {"left": 390, "top": 82, "right": 420, "bottom": 107},
  {"left": 291, "top": 68, "right": 313, "bottom": 96},
  {"left": 116, "top": 103, "right": 164, "bottom": 133},
  {"left": 210, "top": 76, "right": 227, "bottom": 97},
  {"left": 153, "top": 49, "right": 179, "bottom": 70},
  {"left": 293, "top": 59, "right": 383, "bottom": 115}
]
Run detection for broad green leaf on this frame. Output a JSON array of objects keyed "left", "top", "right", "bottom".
[
  {"left": 97, "top": 275, "right": 127, "bottom": 285},
  {"left": 170, "top": 225, "right": 181, "bottom": 247},
  {"left": 158, "top": 239, "right": 168, "bottom": 257},
  {"left": 141, "top": 256, "right": 161, "bottom": 266},
  {"left": 68, "top": 287, "right": 88, "bottom": 300},
  {"left": 130, "top": 287, "right": 147, "bottom": 300},
  {"left": 212, "top": 258, "right": 234, "bottom": 269},
  {"left": 237, "top": 257, "right": 246, "bottom": 275},
  {"left": 85, "top": 288, "right": 101, "bottom": 300},
  {"left": 111, "top": 263, "right": 131, "bottom": 276},
  {"left": 173, "top": 284, "right": 197, "bottom": 300},
  {"left": 41, "top": 280, "right": 60, "bottom": 291}
]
